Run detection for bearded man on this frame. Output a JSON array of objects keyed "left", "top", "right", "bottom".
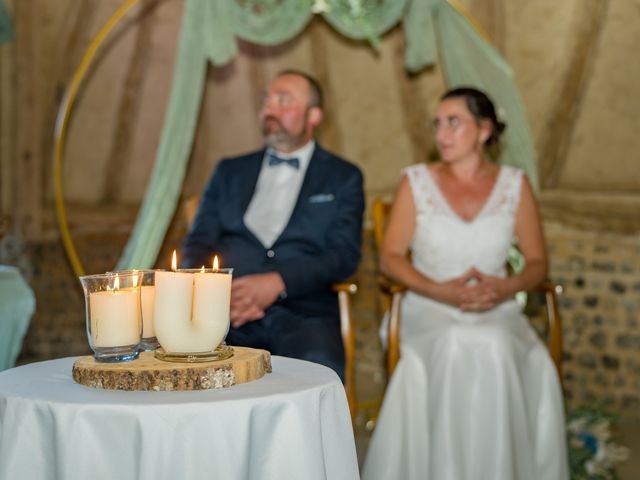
[{"left": 181, "top": 70, "right": 364, "bottom": 379}]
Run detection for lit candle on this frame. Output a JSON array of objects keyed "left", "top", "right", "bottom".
[
  {"left": 154, "top": 251, "right": 231, "bottom": 353},
  {"left": 89, "top": 274, "right": 141, "bottom": 347},
  {"left": 192, "top": 256, "right": 231, "bottom": 347},
  {"left": 154, "top": 251, "right": 194, "bottom": 351}
]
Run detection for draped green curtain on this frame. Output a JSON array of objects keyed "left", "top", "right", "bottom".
[
  {"left": 117, "top": 0, "right": 215, "bottom": 269},
  {"left": 435, "top": 2, "right": 539, "bottom": 188},
  {"left": 232, "top": 0, "right": 314, "bottom": 45},
  {"left": 117, "top": 0, "right": 538, "bottom": 269},
  {"left": 404, "top": 0, "right": 439, "bottom": 72}
]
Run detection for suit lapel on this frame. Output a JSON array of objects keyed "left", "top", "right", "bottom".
[{"left": 239, "top": 150, "right": 266, "bottom": 216}]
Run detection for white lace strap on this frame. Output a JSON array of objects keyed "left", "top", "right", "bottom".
[
  {"left": 490, "top": 165, "right": 523, "bottom": 217},
  {"left": 403, "top": 164, "right": 437, "bottom": 214}
]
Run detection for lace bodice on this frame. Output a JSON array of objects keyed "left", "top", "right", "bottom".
[{"left": 404, "top": 163, "right": 523, "bottom": 282}]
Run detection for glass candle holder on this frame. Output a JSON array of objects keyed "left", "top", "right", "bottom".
[
  {"left": 138, "top": 269, "right": 159, "bottom": 351},
  {"left": 154, "top": 268, "right": 232, "bottom": 355},
  {"left": 79, "top": 271, "right": 142, "bottom": 362},
  {"left": 108, "top": 269, "right": 159, "bottom": 352}
]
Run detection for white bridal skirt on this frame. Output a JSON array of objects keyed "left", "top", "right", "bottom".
[{"left": 362, "top": 295, "right": 569, "bottom": 480}]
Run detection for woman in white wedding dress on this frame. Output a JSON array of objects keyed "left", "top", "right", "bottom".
[{"left": 362, "top": 88, "right": 568, "bottom": 480}]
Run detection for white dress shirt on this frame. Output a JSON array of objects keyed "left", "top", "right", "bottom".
[{"left": 243, "top": 141, "right": 315, "bottom": 248}]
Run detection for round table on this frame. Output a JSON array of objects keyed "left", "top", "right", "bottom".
[{"left": 0, "top": 355, "right": 359, "bottom": 480}]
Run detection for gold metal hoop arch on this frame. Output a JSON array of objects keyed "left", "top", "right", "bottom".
[
  {"left": 52, "top": 0, "right": 489, "bottom": 278},
  {"left": 53, "top": 0, "right": 142, "bottom": 277}
]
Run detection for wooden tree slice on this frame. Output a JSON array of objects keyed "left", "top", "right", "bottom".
[{"left": 72, "top": 347, "right": 271, "bottom": 391}]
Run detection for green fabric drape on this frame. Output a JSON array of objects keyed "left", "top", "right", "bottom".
[
  {"left": 117, "top": 0, "right": 538, "bottom": 270},
  {"left": 435, "top": 2, "right": 539, "bottom": 188},
  {"left": 434, "top": 3, "right": 533, "bottom": 280},
  {"left": 117, "top": 0, "right": 219, "bottom": 269},
  {"left": 232, "top": 0, "right": 314, "bottom": 46},
  {"left": 0, "top": 0, "right": 14, "bottom": 43},
  {"left": 404, "top": 0, "right": 439, "bottom": 72}
]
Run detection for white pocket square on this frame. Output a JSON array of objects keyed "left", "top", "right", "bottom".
[{"left": 308, "top": 193, "right": 335, "bottom": 203}]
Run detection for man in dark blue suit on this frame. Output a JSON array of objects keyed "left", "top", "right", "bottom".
[{"left": 182, "top": 70, "right": 364, "bottom": 379}]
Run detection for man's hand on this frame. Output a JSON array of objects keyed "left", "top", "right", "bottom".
[{"left": 230, "top": 272, "right": 285, "bottom": 328}]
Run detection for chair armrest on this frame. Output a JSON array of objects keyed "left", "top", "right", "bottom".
[
  {"left": 331, "top": 282, "right": 358, "bottom": 424},
  {"left": 332, "top": 282, "right": 358, "bottom": 358},
  {"left": 376, "top": 276, "right": 406, "bottom": 377},
  {"left": 377, "top": 275, "right": 407, "bottom": 296},
  {"left": 532, "top": 281, "right": 563, "bottom": 383},
  {"left": 332, "top": 282, "right": 358, "bottom": 295},
  {"left": 536, "top": 281, "right": 563, "bottom": 296}
]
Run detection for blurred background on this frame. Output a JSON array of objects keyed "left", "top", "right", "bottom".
[{"left": 1, "top": 0, "right": 638, "bottom": 475}]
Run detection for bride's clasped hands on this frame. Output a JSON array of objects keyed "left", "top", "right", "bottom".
[{"left": 426, "top": 267, "right": 513, "bottom": 312}]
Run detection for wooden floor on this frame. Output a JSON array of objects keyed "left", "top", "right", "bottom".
[{"left": 617, "top": 420, "right": 640, "bottom": 479}]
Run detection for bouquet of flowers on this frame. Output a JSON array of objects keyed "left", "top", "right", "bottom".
[{"left": 567, "top": 406, "right": 629, "bottom": 480}]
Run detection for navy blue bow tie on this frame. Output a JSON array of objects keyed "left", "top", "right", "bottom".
[{"left": 268, "top": 153, "right": 300, "bottom": 169}]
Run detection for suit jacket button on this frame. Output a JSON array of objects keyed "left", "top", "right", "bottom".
[{"left": 266, "top": 249, "right": 275, "bottom": 258}]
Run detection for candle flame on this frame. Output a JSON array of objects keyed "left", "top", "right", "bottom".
[
  {"left": 114, "top": 273, "right": 120, "bottom": 291},
  {"left": 200, "top": 266, "right": 205, "bottom": 273},
  {"left": 213, "top": 256, "right": 219, "bottom": 272},
  {"left": 132, "top": 269, "right": 139, "bottom": 288},
  {"left": 171, "top": 250, "right": 178, "bottom": 271}
]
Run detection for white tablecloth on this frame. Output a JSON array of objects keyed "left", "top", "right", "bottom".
[{"left": 0, "top": 356, "right": 359, "bottom": 480}]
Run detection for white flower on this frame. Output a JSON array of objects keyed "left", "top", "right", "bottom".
[
  {"left": 585, "top": 458, "right": 610, "bottom": 478},
  {"left": 567, "top": 417, "right": 588, "bottom": 433},
  {"left": 348, "top": 0, "right": 363, "bottom": 16},
  {"left": 311, "top": 0, "right": 331, "bottom": 14},
  {"left": 591, "top": 418, "right": 612, "bottom": 443}
]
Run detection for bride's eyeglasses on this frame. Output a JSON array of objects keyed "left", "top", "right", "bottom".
[{"left": 431, "top": 116, "right": 476, "bottom": 133}]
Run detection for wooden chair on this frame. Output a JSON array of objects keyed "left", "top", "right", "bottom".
[
  {"left": 371, "top": 197, "right": 563, "bottom": 381},
  {"left": 332, "top": 282, "right": 358, "bottom": 424},
  {"left": 183, "top": 196, "right": 359, "bottom": 424}
]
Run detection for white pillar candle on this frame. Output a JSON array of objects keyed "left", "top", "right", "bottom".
[
  {"left": 154, "top": 270, "right": 194, "bottom": 352},
  {"left": 154, "top": 269, "right": 231, "bottom": 353},
  {"left": 140, "top": 285, "right": 156, "bottom": 338},
  {"left": 89, "top": 288, "right": 141, "bottom": 347},
  {"left": 192, "top": 270, "right": 231, "bottom": 347}
]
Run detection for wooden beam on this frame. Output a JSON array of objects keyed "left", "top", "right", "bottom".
[
  {"left": 308, "top": 17, "right": 344, "bottom": 152},
  {"left": 0, "top": 0, "right": 16, "bottom": 233},
  {"left": 390, "top": 26, "right": 432, "bottom": 166},
  {"left": 540, "top": 189, "right": 640, "bottom": 234},
  {"left": 14, "top": 0, "right": 42, "bottom": 240},
  {"left": 468, "top": 0, "right": 506, "bottom": 52},
  {"left": 539, "top": 0, "right": 609, "bottom": 188},
  {"left": 103, "top": 0, "right": 156, "bottom": 203}
]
